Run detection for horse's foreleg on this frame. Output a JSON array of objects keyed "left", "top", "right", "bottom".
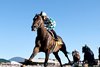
[
  {"left": 44, "top": 52, "right": 49, "bottom": 67},
  {"left": 53, "top": 52, "right": 63, "bottom": 67},
  {"left": 29, "top": 47, "right": 39, "bottom": 61}
]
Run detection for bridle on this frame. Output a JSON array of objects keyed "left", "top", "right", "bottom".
[{"left": 33, "top": 15, "right": 43, "bottom": 30}]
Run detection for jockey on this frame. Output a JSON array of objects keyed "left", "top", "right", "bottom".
[{"left": 40, "top": 11, "right": 58, "bottom": 41}]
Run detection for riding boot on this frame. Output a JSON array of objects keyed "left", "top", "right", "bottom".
[{"left": 51, "top": 30, "right": 58, "bottom": 41}]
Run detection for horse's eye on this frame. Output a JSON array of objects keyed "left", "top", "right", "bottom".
[
  {"left": 33, "top": 17, "right": 36, "bottom": 21},
  {"left": 35, "top": 16, "right": 37, "bottom": 19}
]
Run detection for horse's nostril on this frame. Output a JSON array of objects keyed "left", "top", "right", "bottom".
[
  {"left": 31, "top": 25, "right": 36, "bottom": 28},
  {"left": 33, "top": 26, "right": 36, "bottom": 28}
]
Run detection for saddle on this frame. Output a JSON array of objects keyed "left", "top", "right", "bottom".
[
  {"left": 47, "top": 30, "right": 63, "bottom": 52},
  {"left": 48, "top": 30, "right": 62, "bottom": 43}
]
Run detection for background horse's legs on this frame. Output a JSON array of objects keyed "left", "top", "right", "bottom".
[
  {"left": 44, "top": 52, "right": 49, "bottom": 67},
  {"left": 29, "top": 47, "right": 39, "bottom": 61},
  {"left": 53, "top": 52, "right": 63, "bottom": 67}
]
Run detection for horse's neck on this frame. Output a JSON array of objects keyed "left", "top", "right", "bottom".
[{"left": 37, "top": 25, "right": 47, "bottom": 38}]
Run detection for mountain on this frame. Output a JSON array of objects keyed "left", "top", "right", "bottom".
[
  {"left": 9, "top": 57, "right": 25, "bottom": 62},
  {"left": 0, "top": 58, "right": 10, "bottom": 63}
]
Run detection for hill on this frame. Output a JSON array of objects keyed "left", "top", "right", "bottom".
[
  {"left": 9, "top": 57, "right": 25, "bottom": 62},
  {"left": 0, "top": 58, "right": 10, "bottom": 63}
]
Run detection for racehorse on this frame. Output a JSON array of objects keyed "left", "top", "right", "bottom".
[
  {"left": 27, "top": 14, "right": 70, "bottom": 67},
  {"left": 82, "top": 45, "right": 95, "bottom": 65},
  {"left": 72, "top": 50, "right": 80, "bottom": 63}
]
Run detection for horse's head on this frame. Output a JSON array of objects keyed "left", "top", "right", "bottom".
[
  {"left": 31, "top": 14, "right": 43, "bottom": 31},
  {"left": 82, "top": 45, "right": 90, "bottom": 53},
  {"left": 72, "top": 50, "right": 80, "bottom": 62},
  {"left": 72, "top": 50, "right": 79, "bottom": 56}
]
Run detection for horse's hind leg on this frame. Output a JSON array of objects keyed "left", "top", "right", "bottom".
[
  {"left": 29, "top": 47, "right": 39, "bottom": 61},
  {"left": 61, "top": 45, "right": 71, "bottom": 64},
  {"left": 53, "top": 52, "right": 63, "bottom": 67},
  {"left": 63, "top": 51, "right": 70, "bottom": 63}
]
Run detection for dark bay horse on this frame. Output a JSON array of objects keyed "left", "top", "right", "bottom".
[
  {"left": 82, "top": 45, "right": 96, "bottom": 65},
  {"left": 28, "top": 14, "right": 70, "bottom": 67}
]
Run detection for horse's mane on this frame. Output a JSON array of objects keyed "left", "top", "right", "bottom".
[
  {"left": 83, "top": 45, "right": 94, "bottom": 55},
  {"left": 86, "top": 46, "right": 91, "bottom": 52}
]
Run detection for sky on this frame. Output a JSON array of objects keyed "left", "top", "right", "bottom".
[{"left": 0, "top": 0, "right": 100, "bottom": 64}]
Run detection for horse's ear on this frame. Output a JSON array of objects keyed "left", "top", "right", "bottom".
[
  {"left": 85, "top": 44, "right": 86, "bottom": 46},
  {"left": 85, "top": 44, "right": 87, "bottom": 47},
  {"left": 40, "top": 11, "right": 43, "bottom": 16},
  {"left": 35, "top": 13, "right": 41, "bottom": 16}
]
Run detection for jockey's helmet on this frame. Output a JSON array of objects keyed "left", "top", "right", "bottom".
[{"left": 41, "top": 11, "right": 47, "bottom": 17}]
